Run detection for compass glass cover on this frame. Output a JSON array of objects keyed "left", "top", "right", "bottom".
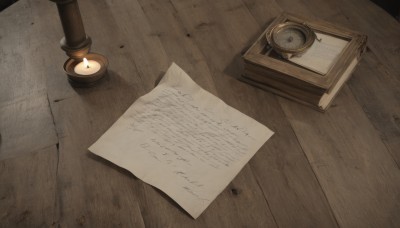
[{"left": 273, "top": 28, "right": 306, "bottom": 50}]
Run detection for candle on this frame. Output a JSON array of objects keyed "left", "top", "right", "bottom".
[{"left": 74, "top": 58, "right": 101, "bottom": 75}]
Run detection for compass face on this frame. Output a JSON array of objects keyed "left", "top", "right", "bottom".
[
  {"left": 273, "top": 28, "right": 306, "bottom": 50},
  {"left": 266, "top": 22, "right": 316, "bottom": 59}
]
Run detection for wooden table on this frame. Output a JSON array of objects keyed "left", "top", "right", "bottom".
[{"left": 1, "top": 0, "right": 399, "bottom": 227}]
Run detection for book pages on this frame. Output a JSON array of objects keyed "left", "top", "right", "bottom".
[
  {"left": 289, "top": 32, "right": 349, "bottom": 75},
  {"left": 319, "top": 58, "right": 359, "bottom": 109}
]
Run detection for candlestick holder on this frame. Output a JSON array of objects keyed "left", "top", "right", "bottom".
[{"left": 51, "top": 0, "right": 108, "bottom": 87}]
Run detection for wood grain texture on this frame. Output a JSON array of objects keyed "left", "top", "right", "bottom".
[
  {"left": 280, "top": 87, "right": 400, "bottom": 227},
  {"left": 51, "top": 96, "right": 146, "bottom": 227},
  {"left": 169, "top": 0, "right": 338, "bottom": 226},
  {"left": 0, "top": 0, "right": 59, "bottom": 160},
  {"left": 134, "top": 0, "right": 277, "bottom": 226},
  {"left": 246, "top": 0, "right": 400, "bottom": 227},
  {"left": 0, "top": 0, "right": 47, "bottom": 104},
  {"left": 1, "top": 0, "right": 399, "bottom": 227},
  {"left": 273, "top": 0, "right": 400, "bottom": 167},
  {"left": 348, "top": 52, "right": 400, "bottom": 166},
  {"left": 0, "top": 92, "right": 58, "bottom": 160},
  {"left": 333, "top": 0, "right": 400, "bottom": 168},
  {"left": 0, "top": 146, "right": 58, "bottom": 227}
]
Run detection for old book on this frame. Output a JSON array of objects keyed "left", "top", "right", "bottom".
[{"left": 242, "top": 13, "right": 367, "bottom": 111}]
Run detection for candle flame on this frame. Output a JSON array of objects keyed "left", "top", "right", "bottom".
[{"left": 83, "top": 58, "right": 90, "bottom": 68}]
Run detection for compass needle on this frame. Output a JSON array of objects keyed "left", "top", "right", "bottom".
[{"left": 267, "top": 22, "right": 316, "bottom": 59}]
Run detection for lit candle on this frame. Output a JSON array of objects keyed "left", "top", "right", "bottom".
[{"left": 74, "top": 58, "right": 101, "bottom": 75}]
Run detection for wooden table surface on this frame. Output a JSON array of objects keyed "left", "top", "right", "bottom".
[{"left": 1, "top": 0, "right": 400, "bottom": 227}]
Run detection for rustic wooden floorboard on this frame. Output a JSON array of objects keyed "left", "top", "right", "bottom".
[
  {"left": 79, "top": 0, "right": 278, "bottom": 226},
  {"left": 241, "top": 0, "right": 283, "bottom": 28},
  {"left": 0, "top": 0, "right": 59, "bottom": 160},
  {"left": 169, "top": 0, "right": 338, "bottom": 227},
  {"left": 332, "top": 0, "right": 400, "bottom": 167},
  {"left": 17, "top": 0, "right": 148, "bottom": 226},
  {"left": 280, "top": 87, "right": 400, "bottom": 227},
  {"left": 1, "top": 0, "right": 399, "bottom": 227},
  {"left": 245, "top": 0, "right": 400, "bottom": 227},
  {"left": 336, "top": 0, "right": 400, "bottom": 75},
  {"left": 0, "top": 92, "right": 58, "bottom": 160},
  {"left": 349, "top": 52, "right": 400, "bottom": 166},
  {"left": 0, "top": 0, "right": 46, "bottom": 104},
  {"left": 0, "top": 146, "right": 58, "bottom": 227},
  {"left": 53, "top": 101, "right": 146, "bottom": 227},
  {"left": 46, "top": 0, "right": 147, "bottom": 226},
  {"left": 135, "top": 0, "right": 277, "bottom": 227},
  {"left": 82, "top": 0, "right": 169, "bottom": 93}
]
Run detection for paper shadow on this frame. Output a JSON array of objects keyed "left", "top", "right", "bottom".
[
  {"left": 88, "top": 151, "right": 195, "bottom": 219},
  {"left": 154, "top": 71, "right": 165, "bottom": 87},
  {"left": 87, "top": 152, "right": 139, "bottom": 181},
  {"left": 152, "top": 186, "right": 195, "bottom": 219}
]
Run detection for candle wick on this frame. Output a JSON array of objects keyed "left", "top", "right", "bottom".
[{"left": 86, "top": 65, "right": 90, "bottom": 69}]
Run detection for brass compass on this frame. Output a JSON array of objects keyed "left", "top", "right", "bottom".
[{"left": 266, "top": 22, "right": 316, "bottom": 59}]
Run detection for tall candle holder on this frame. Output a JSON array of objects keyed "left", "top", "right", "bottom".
[{"left": 51, "top": 0, "right": 108, "bottom": 87}]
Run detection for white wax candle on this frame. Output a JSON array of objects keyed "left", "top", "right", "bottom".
[{"left": 74, "top": 58, "right": 101, "bottom": 75}]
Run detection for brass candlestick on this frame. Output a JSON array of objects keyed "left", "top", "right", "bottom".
[{"left": 51, "top": 0, "right": 108, "bottom": 87}]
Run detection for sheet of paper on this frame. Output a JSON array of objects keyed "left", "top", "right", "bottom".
[
  {"left": 289, "top": 32, "right": 349, "bottom": 75},
  {"left": 89, "top": 63, "right": 274, "bottom": 218}
]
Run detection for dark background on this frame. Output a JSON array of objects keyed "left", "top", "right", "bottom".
[
  {"left": 371, "top": 0, "right": 400, "bottom": 20},
  {"left": 0, "top": 0, "right": 17, "bottom": 12}
]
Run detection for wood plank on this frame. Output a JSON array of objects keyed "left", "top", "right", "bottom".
[
  {"left": 245, "top": 1, "right": 400, "bottom": 226},
  {"left": 133, "top": 0, "right": 277, "bottom": 226},
  {"left": 49, "top": 97, "right": 146, "bottom": 228},
  {"left": 0, "top": 0, "right": 74, "bottom": 102},
  {"left": 135, "top": 162, "right": 277, "bottom": 227},
  {"left": 0, "top": 91, "right": 58, "bottom": 160},
  {"left": 170, "top": 0, "right": 338, "bottom": 226},
  {"left": 25, "top": 0, "right": 147, "bottom": 226},
  {"left": 0, "top": 0, "right": 46, "bottom": 104},
  {"left": 0, "top": 2, "right": 60, "bottom": 227},
  {"left": 336, "top": 0, "right": 400, "bottom": 76},
  {"left": 329, "top": 0, "right": 400, "bottom": 166},
  {"left": 0, "top": 146, "right": 58, "bottom": 227},
  {"left": 135, "top": 0, "right": 217, "bottom": 94},
  {"left": 240, "top": 0, "right": 282, "bottom": 28},
  {"left": 0, "top": 0, "right": 59, "bottom": 160},
  {"left": 279, "top": 87, "right": 400, "bottom": 227},
  {"left": 348, "top": 52, "right": 400, "bottom": 165},
  {"left": 80, "top": 0, "right": 169, "bottom": 93}
]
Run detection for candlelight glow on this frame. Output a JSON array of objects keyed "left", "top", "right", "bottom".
[
  {"left": 83, "top": 58, "right": 89, "bottom": 68},
  {"left": 74, "top": 58, "right": 101, "bottom": 75}
]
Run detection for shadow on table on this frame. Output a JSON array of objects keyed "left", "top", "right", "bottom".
[
  {"left": 222, "top": 20, "right": 273, "bottom": 80},
  {"left": 87, "top": 152, "right": 139, "bottom": 180}
]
